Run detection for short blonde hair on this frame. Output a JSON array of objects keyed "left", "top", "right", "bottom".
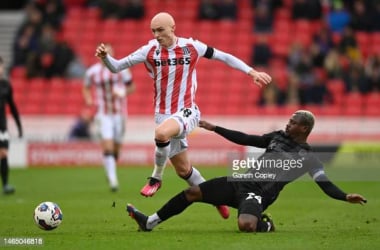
[{"left": 294, "top": 110, "right": 315, "bottom": 133}]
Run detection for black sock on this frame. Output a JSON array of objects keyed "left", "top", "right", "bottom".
[
  {"left": 157, "top": 191, "right": 192, "bottom": 221},
  {"left": 1, "top": 157, "right": 8, "bottom": 187},
  {"left": 256, "top": 219, "right": 270, "bottom": 232}
]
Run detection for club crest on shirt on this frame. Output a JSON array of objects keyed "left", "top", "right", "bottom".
[{"left": 181, "top": 46, "right": 191, "bottom": 56}]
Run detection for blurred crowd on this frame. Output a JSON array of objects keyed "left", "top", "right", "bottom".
[
  {"left": 7, "top": 0, "right": 380, "bottom": 108},
  {"left": 10, "top": 0, "right": 145, "bottom": 79},
  {"left": 11, "top": 0, "right": 81, "bottom": 78}
]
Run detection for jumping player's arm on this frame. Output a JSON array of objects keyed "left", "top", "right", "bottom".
[
  {"left": 197, "top": 41, "right": 271, "bottom": 87},
  {"left": 199, "top": 120, "right": 271, "bottom": 147},
  {"left": 96, "top": 43, "right": 149, "bottom": 73},
  {"left": 309, "top": 162, "right": 367, "bottom": 204},
  {"left": 7, "top": 84, "right": 22, "bottom": 138}
]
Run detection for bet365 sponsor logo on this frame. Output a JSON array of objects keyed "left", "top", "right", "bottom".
[{"left": 154, "top": 57, "right": 190, "bottom": 66}]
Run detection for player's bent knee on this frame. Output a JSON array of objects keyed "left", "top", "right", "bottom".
[
  {"left": 154, "top": 128, "right": 170, "bottom": 142},
  {"left": 184, "top": 186, "right": 202, "bottom": 202},
  {"left": 238, "top": 215, "right": 257, "bottom": 232}
]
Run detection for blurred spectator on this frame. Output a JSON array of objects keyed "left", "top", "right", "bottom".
[
  {"left": 284, "top": 72, "right": 301, "bottom": 105},
  {"left": 26, "top": 24, "right": 76, "bottom": 78},
  {"left": 251, "top": 0, "right": 283, "bottom": 13},
  {"left": 198, "top": 0, "right": 221, "bottom": 20},
  {"left": 304, "top": 69, "right": 331, "bottom": 105},
  {"left": 34, "top": 0, "right": 66, "bottom": 30},
  {"left": 11, "top": 24, "right": 39, "bottom": 67},
  {"left": 292, "top": 0, "right": 322, "bottom": 20},
  {"left": 310, "top": 24, "right": 335, "bottom": 67},
  {"left": 349, "top": 0, "right": 372, "bottom": 31},
  {"left": 324, "top": 49, "right": 345, "bottom": 79},
  {"left": 259, "top": 83, "right": 282, "bottom": 106},
  {"left": 68, "top": 107, "right": 94, "bottom": 141},
  {"left": 287, "top": 42, "right": 304, "bottom": 71},
  {"left": 253, "top": 3, "right": 273, "bottom": 33},
  {"left": 343, "top": 61, "right": 369, "bottom": 93},
  {"left": 338, "top": 26, "right": 361, "bottom": 62},
  {"left": 251, "top": 35, "right": 272, "bottom": 66},
  {"left": 100, "top": 0, "right": 145, "bottom": 20},
  {"left": 326, "top": 0, "right": 351, "bottom": 33},
  {"left": 371, "top": 1, "right": 380, "bottom": 31},
  {"left": 119, "top": 0, "right": 144, "bottom": 19},
  {"left": 365, "top": 54, "right": 380, "bottom": 91},
  {"left": 218, "top": 0, "right": 237, "bottom": 20}
]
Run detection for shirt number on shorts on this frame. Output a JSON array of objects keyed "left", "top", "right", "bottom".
[{"left": 245, "top": 192, "right": 262, "bottom": 204}]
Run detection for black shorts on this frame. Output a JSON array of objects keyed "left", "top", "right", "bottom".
[
  {"left": 0, "top": 130, "right": 9, "bottom": 149},
  {"left": 198, "top": 177, "right": 264, "bottom": 218}
]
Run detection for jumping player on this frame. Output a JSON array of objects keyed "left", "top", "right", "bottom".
[
  {"left": 95, "top": 12, "right": 272, "bottom": 218},
  {"left": 84, "top": 44, "right": 136, "bottom": 192},
  {"left": 126, "top": 110, "right": 367, "bottom": 232}
]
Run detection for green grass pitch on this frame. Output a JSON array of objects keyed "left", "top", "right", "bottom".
[{"left": 0, "top": 166, "right": 379, "bottom": 250}]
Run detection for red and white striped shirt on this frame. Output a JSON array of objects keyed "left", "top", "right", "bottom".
[
  {"left": 84, "top": 63, "right": 133, "bottom": 115},
  {"left": 105, "top": 38, "right": 207, "bottom": 114},
  {"left": 103, "top": 37, "right": 253, "bottom": 114}
]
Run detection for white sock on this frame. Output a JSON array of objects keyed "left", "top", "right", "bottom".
[
  {"left": 152, "top": 143, "right": 170, "bottom": 180},
  {"left": 147, "top": 213, "right": 162, "bottom": 230},
  {"left": 185, "top": 167, "right": 206, "bottom": 186},
  {"left": 103, "top": 155, "right": 118, "bottom": 187}
]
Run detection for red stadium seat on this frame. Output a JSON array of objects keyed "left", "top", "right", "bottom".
[
  {"left": 364, "top": 92, "right": 380, "bottom": 107},
  {"left": 344, "top": 92, "right": 364, "bottom": 107},
  {"left": 343, "top": 105, "right": 362, "bottom": 116},
  {"left": 320, "top": 104, "right": 341, "bottom": 116},
  {"left": 364, "top": 106, "right": 380, "bottom": 116},
  {"left": 326, "top": 79, "right": 345, "bottom": 96},
  {"left": 10, "top": 66, "right": 27, "bottom": 80}
]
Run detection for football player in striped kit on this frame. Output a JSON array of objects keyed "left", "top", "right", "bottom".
[
  {"left": 96, "top": 12, "right": 271, "bottom": 218},
  {"left": 84, "top": 44, "right": 136, "bottom": 192}
]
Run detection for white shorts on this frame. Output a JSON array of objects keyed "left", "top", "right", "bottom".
[
  {"left": 155, "top": 106, "right": 201, "bottom": 158},
  {"left": 95, "top": 113, "right": 126, "bottom": 144}
]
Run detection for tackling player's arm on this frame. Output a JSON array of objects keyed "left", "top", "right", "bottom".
[
  {"left": 311, "top": 168, "right": 367, "bottom": 204},
  {"left": 199, "top": 120, "right": 270, "bottom": 147}
]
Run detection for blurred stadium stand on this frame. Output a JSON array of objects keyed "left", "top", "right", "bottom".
[{"left": 3, "top": 0, "right": 379, "bottom": 118}]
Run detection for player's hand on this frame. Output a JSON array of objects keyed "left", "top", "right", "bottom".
[
  {"left": 248, "top": 69, "right": 272, "bottom": 88},
  {"left": 199, "top": 120, "right": 216, "bottom": 131},
  {"left": 346, "top": 193, "right": 367, "bottom": 205},
  {"left": 95, "top": 43, "right": 108, "bottom": 58}
]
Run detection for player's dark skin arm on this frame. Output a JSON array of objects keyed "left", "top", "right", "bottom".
[
  {"left": 199, "top": 120, "right": 269, "bottom": 147},
  {"left": 315, "top": 174, "right": 367, "bottom": 204}
]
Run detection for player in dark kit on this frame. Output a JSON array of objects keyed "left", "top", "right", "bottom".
[
  {"left": 126, "top": 110, "right": 367, "bottom": 232},
  {"left": 0, "top": 56, "right": 23, "bottom": 194}
]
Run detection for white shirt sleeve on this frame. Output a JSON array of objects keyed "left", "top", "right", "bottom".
[
  {"left": 102, "top": 44, "right": 151, "bottom": 73},
  {"left": 212, "top": 48, "right": 253, "bottom": 74}
]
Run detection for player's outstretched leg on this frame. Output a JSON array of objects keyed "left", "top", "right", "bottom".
[
  {"left": 182, "top": 166, "right": 230, "bottom": 219},
  {"left": 126, "top": 204, "right": 151, "bottom": 232}
]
